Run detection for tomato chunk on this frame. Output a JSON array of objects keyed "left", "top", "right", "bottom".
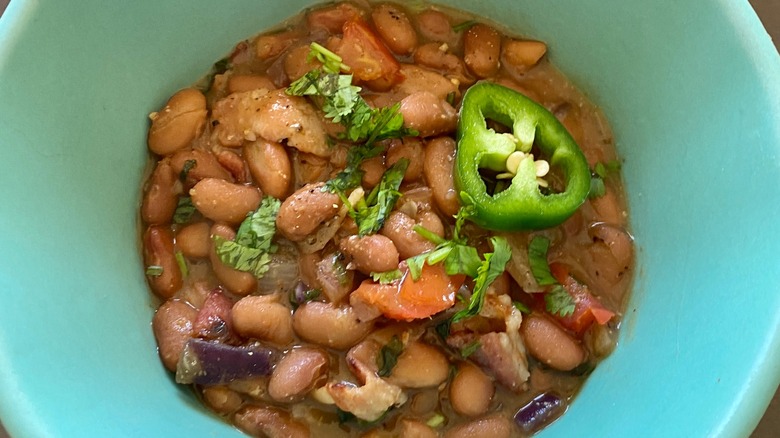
[
  {"left": 548, "top": 263, "right": 615, "bottom": 335},
  {"left": 337, "top": 20, "right": 402, "bottom": 83},
  {"left": 350, "top": 263, "right": 464, "bottom": 321}
]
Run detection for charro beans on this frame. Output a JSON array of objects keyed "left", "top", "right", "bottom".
[
  {"left": 227, "top": 74, "right": 277, "bottom": 94},
  {"left": 423, "top": 137, "right": 460, "bottom": 217},
  {"left": 388, "top": 342, "right": 449, "bottom": 389},
  {"left": 170, "top": 148, "right": 233, "bottom": 186},
  {"left": 502, "top": 39, "right": 547, "bottom": 73},
  {"left": 244, "top": 139, "right": 292, "bottom": 199},
  {"left": 190, "top": 178, "right": 262, "bottom": 225},
  {"left": 147, "top": 88, "right": 208, "bottom": 156},
  {"left": 233, "top": 405, "right": 310, "bottom": 438},
  {"left": 232, "top": 295, "right": 294, "bottom": 346},
  {"left": 443, "top": 414, "right": 512, "bottom": 438},
  {"left": 372, "top": 3, "right": 417, "bottom": 56},
  {"left": 416, "top": 9, "right": 456, "bottom": 45}
]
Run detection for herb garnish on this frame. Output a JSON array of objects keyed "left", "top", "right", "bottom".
[
  {"left": 213, "top": 196, "right": 280, "bottom": 278},
  {"left": 450, "top": 236, "right": 511, "bottom": 323},
  {"left": 346, "top": 159, "right": 409, "bottom": 236},
  {"left": 173, "top": 196, "right": 197, "bottom": 224},
  {"left": 528, "top": 235, "right": 576, "bottom": 317},
  {"left": 377, "top": 335, "right": 404, "bottom": 377},
  {"left": 371, "top": 269, "right": 403, "bottom": 284}
]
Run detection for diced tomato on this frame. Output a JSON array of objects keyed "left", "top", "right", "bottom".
[
  {"left": 337, "top": 20, "right": 402, "bottom": 83},
  {"left": 548, "top": 263, "right": 615, "bottom": 335},
  {"left": 350, "top": 263, "right": 464, "bottom": 321}
]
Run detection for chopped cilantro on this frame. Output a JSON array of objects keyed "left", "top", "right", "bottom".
[
  {"left": 173, "top": 196, "right": 197, "bottom": 224},
  {"left": 175, "top": 251, "right": 188, "bottom": 278},
  {"left": 307, "top": 42, "right": 348, "bottom": 74},
  {"left": 377, "top": 335, "right": 404, "bottom": 377},
  {"left": 324, "top": 143, "right": 384, "bottom": 194},
  {"left": 371, "top": 269, "right": 403, "bottom": 284},
  {"left": 545, "top": 285, "right": 576, "bottom": 317},
  {"left": 349, "top": 159, "right": 408, "bottom": 236},
  {"left": 452, "top": 20, "right": 477, "bottom": 32},
  {"left": 213, "top": 196, "right": 280, "bottom": 278},
  {"left": 450, "top": 236, "right": 512, "bottom": 323},
  {"left": 460, "top": 340, "right": 481, "bottom": 358},
  {"left": 513, "top": 300, "right": 531, "bottom": 314},
  {"left": 426, "top": 413, "right": 446, "bottom": 428},
  {"left": 528, "top": 235, "right": 557, "bottom": 286},
  {"left": 589, "top": 160, "right": 621, "bottom": 199},
  {"left": 145, "top": 265, "right": 163, "bottom": 277},
  {"left": 179, "top": 159, "right": 197, "bottom": 182},
  {"left": 589, "top": 176, "right": 606, "bottom": 199}
]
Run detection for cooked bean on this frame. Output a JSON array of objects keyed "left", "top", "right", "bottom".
[
  {"left": 372, "top": 3, "right": 417, "bottom": 55},
  {"left": 590, "top": 189, "right": 627, "bottom": 226},
  {"left": 423, "top": 137, "right": 460, "bottom": 216},
  {"left": 416, "top": 9, "right": 456, "bottom": 45},
  {"left": 388, "top": 342, "right": 449, "bottom": 389},
  {"left": 502, "top": 39, "right": 547, "bottom": 74},
  {"left": 293, "top": 152, "right": 330, "bottom": 187},
  {"left": 306, "top": 2, "right": 366, "bottom": 34},
  {"left": 399, "top": 91, "right": 457, "bottom": 138},
  {"left": 397, "top": 64, "right": 458, "bottom": 101},
  {"left": 386, "top": 138, "right": 423, "bottom": 182},
  {"left": 148, "top": 88, "right": 208, "bottom": 156},
  {"left": 210, "top": 224, "right": 257, "bottom": 296},
  {"left": 443, "top": 414, "right": 512, "bottom": 438},
  {"left": 143, "top": 226, "right": 182, "bottom": 299},
  {"left": 214, "top": 148, "right": 249, "bottom": 183},
  {"left": 380, "top": 211, "right": 436, "bottom": 259},
  {"left": 521, "top": 313, "right": 586, "bottom": 371},
  {"left": 233, "top": 405, "right": 310, "bottom": 438},
  {"left": 228, "top": 74, "right": 277, "bottom": 94},
  {"left": 414, "top": 42, "right": 464, "bottom": 73},
  {"left": 284, "top": 44, "right": 321, "bottom": 83},
  {"left": 255, "top": 31, "right": 297, "bottom": 60},
  {"left": 202, "top": 386, "right": 243, "bottom": 415},
  {"left": 268, "top": 347, "right": 329, "bottom": 403},
  {"left": 176, "top": 222, "right": 211, "bottom": 259},
  {"left": 400, "top": 419, "right": 438, "bottom": 438},
  {"left": 276, "top": 182, "right": 342, "bottom": 242},
  {"left": 450, "top": 363, "right": 495, "bottom": 417},
  {"left": 190, "top": 178, "right": 262, "bottom": 225},
  {"left": 463, "top": 24, "right": 501, "bottom": 78},
  {"left": 244, "top": 139, "right": 292, "bottom": 199},
  {"left": 152, "top": 299, "right": 197, "bottom": 371},
  {"left": 170, "top": 149, "right": 233, "bottom": 186},
  {"left": 232, "top": 295, "right": 294, "bottom": 346},
  {"left": 298, "top": 252, "right": 321, "bottom": 291},
  {"left": 590, "top": 223, "right": 634, "bottom": 272},
  {"left": 141, "top": 159, "right": 179, "bottom": 225},
  {"left": 293, "top": 302, "right": 374, "bottom": 350},
  {"left": 360, "top": 156, "right": 386, "bottom": 189},
  {"left": 338, "top": 234, "right": 399, "bottom": 275}
]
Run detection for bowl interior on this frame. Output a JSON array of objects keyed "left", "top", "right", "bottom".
[{"left": 1, "top": 0, "right": 779, "bottom": 436}]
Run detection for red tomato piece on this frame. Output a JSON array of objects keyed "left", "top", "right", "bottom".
[
  {"left": 337, "top": 20, "right": 402, "bottom": 83},
  {"left": 548, "top": 263, "right": 615, "bottom": 335}
]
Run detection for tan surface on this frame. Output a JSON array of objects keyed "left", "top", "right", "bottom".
[{"left": 0, "top": 0, "right": 777, "bottom": 437}]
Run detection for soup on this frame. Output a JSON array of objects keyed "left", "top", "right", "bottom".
[{"left": 140, "top": 1, "right": 634, "bottom": 436}]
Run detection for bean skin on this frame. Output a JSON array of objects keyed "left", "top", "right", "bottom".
[
  {"left": 276, "top": 182, "right": 342, "bottom": 242},
  {"left": 386, "top": 138, "right": 424, "bottom": 182},
  {"left": 268, "top": 347, "right": 329, "bottom": 403},
  {"left": 210, "top": 224, "right": 257, "bottom": 296},
  {"left": 463, "top": 24, "right": 501, "bottom": 78},
  {"left": 423, "top": 137, "right": 460, "bottom": 217},
  {"left": 143, "top": 225, "right": 182, "bottom": 299},
  {"left": 399, "top": 91, "right": 457, "bottom": 138},
  {"left": 388, "top": 342, "right": 449, "bottom": 389},
  {"left": 450, "top": 363, "right": 495, "bottom": 417},
  {"left": 244, "top": 140, "right": 292, "bottom": 199},
  {"left": 176, "top": 222, "right": 211, "bottom": 259},
  {"left": 521, "top": 313, "right": 586, "bottom": 371},
  {"left": 232, "top": 295, "right": 294, "bottom": 346},
  {"left": 152, "top": 299, "right": 197, "bottom": 371},
  {"left": 380, "top": 211, "right": 437, "bottom": 259},
  {"left": 141, "top": 159, "right": 179, "bottom": 225},
  {"left": 338, "top": 234, "right": 400, "bottom": 275},
  {"left": 148, "top": 88, "right": 208, "bottom": 156},
  {"left": 293, "top": 302, "right": 374, "bottom": 350},
  {"left": 372, "top": 3, "right": 418, "bottom": 55},
  {"left": 416, "top": 9, "right": 456, "bottom": 45},
  {"left": 190, "top": 178, "right": 262, "bottom": 225}
]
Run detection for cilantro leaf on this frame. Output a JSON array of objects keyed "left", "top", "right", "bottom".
[
  {"left": 377, "top": 335, "right": 404, "bottom": 377},
  {"left": 324, "top": 143, "right": 384, "bottom": 194},
  {"left": 545, "top": 285, "right": 576, "bottom": 317},
  {"left": 173, "top": 196, "right": 197, "bottom": 224},
  {"left": 528, "top": 236, "right": 558, "bottom": 286},
  {"left": 179, "top": 159, "right": 197, "bottom": 182},
  {"left": 513, "top": 300, "right": 531, "bottom": 314},
  {"left": 371, "top": 269, "right": 403, "bottom": 284},
  {"left": 460, "top": 340, "right": 481, "bottom": 358},
  {"left": 589, "top": 160, "right": 621, "bottom": 199},
  {"left": 451, "top": 236, "right": 512, "bottom": 323},
  {"left": 213, "top": 196, "right": 280, "bottom": 278},
  {"left": 145, "top": 265, "right": 163, "bottom": 277},
  {"left": 308, "top": 42, "right": 348, "bottom": 74},
  {"left": 175, "top": 251, "right": 188, "bottom": 278},
  {"left": 351, "top": 159, "right": 408, "bottom": 236},
  {"left": 406, "top": 206, "right": 480, "bottom": 281},
  {"left": 589, "top": 175, "right": 606, "bottom": 199},
  {"left": 443, "top": 244, "right": 481, "bottom": 278}
]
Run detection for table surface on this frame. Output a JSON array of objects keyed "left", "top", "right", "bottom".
[{"left": 0, "top": 0, "right": 778, "bottom": 437}]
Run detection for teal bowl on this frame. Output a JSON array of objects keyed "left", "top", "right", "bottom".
[{"left": 1, "top": 0, "right": 778, "bottom": 436}]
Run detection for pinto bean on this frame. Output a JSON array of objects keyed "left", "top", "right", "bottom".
[
  {"left": 176, "top": 222, "right": 211, "bottom": 259},
  {"left": 339, "top": 234, "right": 399, "bottom": 275},
  {"left": 268, "top": 347, "right": 329, "bottom": 403},
  {"left": 143, "top": 226, "right": 182, "bottom": 299},
  {"left": 502, "top": 39, "right": 547, "bottom": 74},
  {"left": 284, "top": 45, "right": 321, "bottom": 83},
  {"left": 443, "top": 414, "right": 512, "bottom": 438},
  {"left": 170, "top": 149, "right": 233, "bottom": 187},
  {"left": 232, "top": 295, "right": 294, "bottom": 346},
  {"left": 244, "top": 140, "right": 292, "bottom": 199},
  {"left": 521, "top": 313, "right": 586, "bottom": 371},
  {"left": 386, "top": 138, "right": 423, "bottom": 182},
  {"left": 152, "top": 299, "right": 197, "bottom": 371},
  {"left": 214, "top": 148, "right": 249, "bottom": 183},
  {"left": 293, "top": 302, "right": 374, "bottom": 350},
  {"left": 255, "top": 31, "right": 298, "bottom": 60},
  {"left": 400, "top": 419, "right": 438, "bottom": 438},
  {"left": 148, "top": 88, "right": 208, "bottom": 156},
  {"left": 590, "top": 189, "right": 627, "bottom": 226},
  {"left": 293, "top": 152, "right": 330, "bottom": 187},
  {"left": 423, "top": 137, "right": 460, "bottom": 217},
  {"left": 397, "top": 64, "right": 458, "bottom": 101},
  {"left": 372, "top": 3, "right": 417, "bottom": 55},
  {"left": 141, "top": 159, "right": 180, "bottom": 225},
  {"left": 360, "top": 156, "right": 386, "bottom": 189},
  {"left": 463, "top": 24, "right": 501, "bottom": 78},
  {"left": 228, "top": 74, "right": 277, "bottom": 94},
  {"left": 210, "top": 224, "right": 257, "bottom": 296},
  {"left": 399, "top": 91, "right": 457, "bottom": 138},
  {"left": 276, "top": 182, "right": 342, "bottom": 242},
  {"left": 202, "top": 386, "right": 243, "bottom": 415},
  {"left": 380, "top": 211, "right": 436, "bottom": 259},
  {"left": 413, "top": 42, "right": 463, "bottom": 73},
  {"left": 416, "top": 9, "right": 456, "bottom": 45},
  {"left": 388, "top": 342, "right": 449, "bottom": 389},
  {"left": 233, "top": 405, "right": 310, "bottom": 438},
  {"left": 190, "top": 178, "right": 262, "bottom": 225},
  {"left": 316, "top": 252, "right": 354, "bottom": 304},
  {"left": 306, "top": 2, "right": 367, "bottom": 34},
  {"left": 450, "top": 363, "right": 495, "bottom": 417},
  {"left": 590, "top": 223, "right": 634, "bottom": 273}
]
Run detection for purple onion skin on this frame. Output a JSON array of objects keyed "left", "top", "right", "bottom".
[
  {"left": 175, "top": 339, "right": 276, "bottom": 385},
  {"left": 514, "top": 392, "right": 566, "bottom": 434}
]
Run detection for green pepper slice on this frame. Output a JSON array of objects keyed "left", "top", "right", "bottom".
[{"left": 454, "top": 82, "right": 591, "bottom": 231}]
